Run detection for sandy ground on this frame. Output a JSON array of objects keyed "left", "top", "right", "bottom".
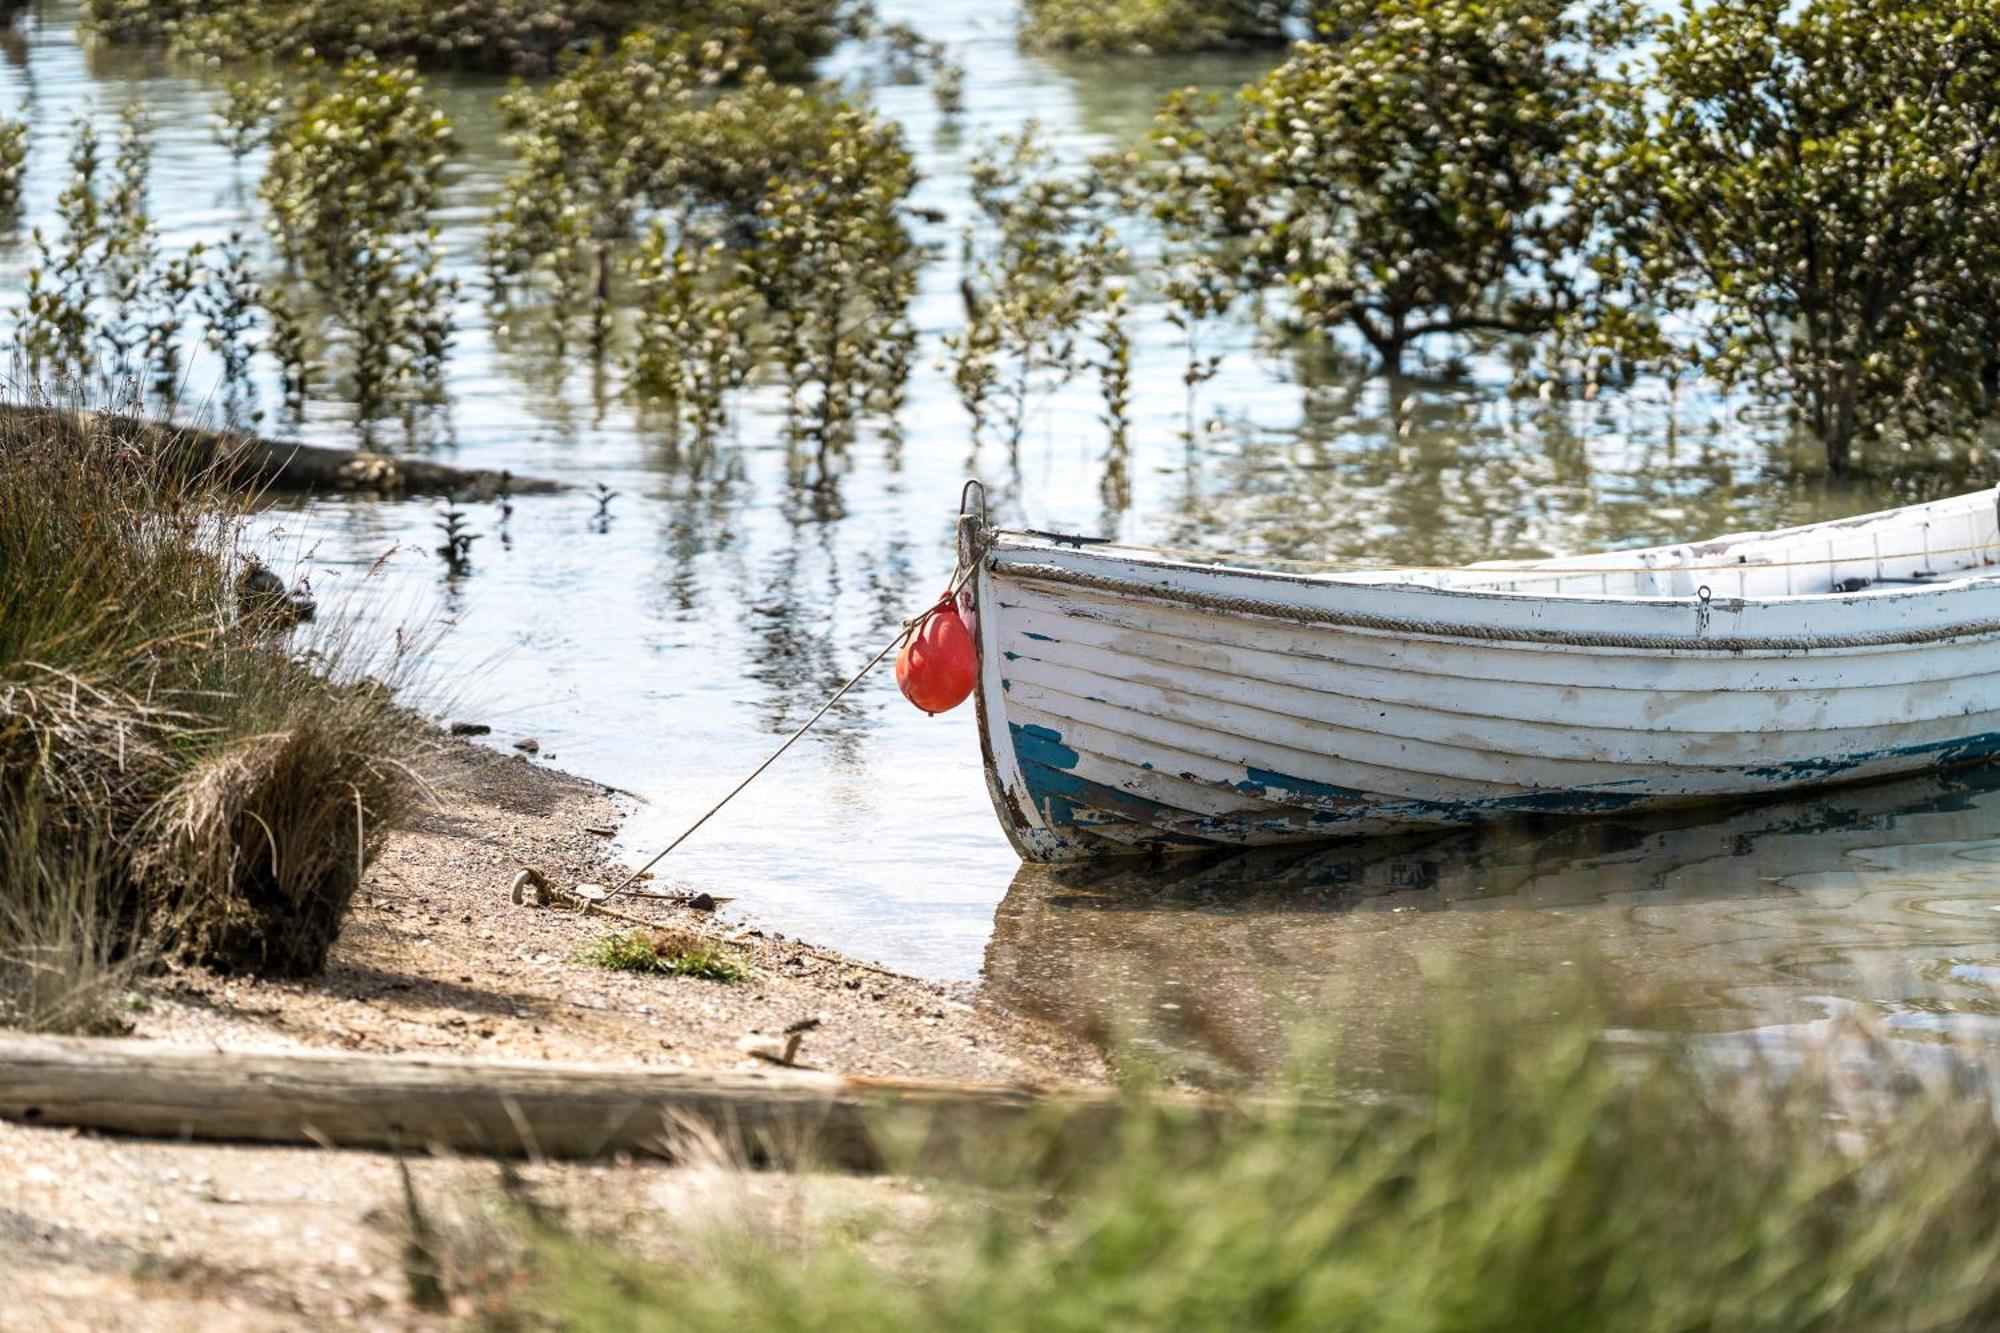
[
  {"left": 1, "top": 735, "right": 1103, "bottom": 1326},
  {"left": 0, "top": 1120, "right": 932, "bottom": 1329},
  {"left": 133, "top": 736, "right": 1103, "bottom": 1083}
]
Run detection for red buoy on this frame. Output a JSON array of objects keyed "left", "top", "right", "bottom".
[{"left": 897, "top": 593, "right": 977, "bottom": 715}]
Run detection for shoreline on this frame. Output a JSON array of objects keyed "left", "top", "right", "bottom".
[
  {"left": 0, "top": 733, "right": 1105, "bottom": 1327},
  {"left": 128, "top": 732, "right": 1107, "bottom": 1084}
]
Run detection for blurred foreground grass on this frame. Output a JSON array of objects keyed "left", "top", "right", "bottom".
[{"left": 476, "top": 997, "right": 2000, "bottom": 1331}]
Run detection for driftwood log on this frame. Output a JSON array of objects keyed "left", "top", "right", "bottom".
[
  {"left": 0, "top": 1035, "right": 1235, "bottom": 1171},
  {"left": 0, "top": 405, "right": 563, "bottom": 501}
]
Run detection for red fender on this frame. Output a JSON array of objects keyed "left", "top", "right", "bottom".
[{"left": 896, "top": 593, "right": 977, "bottom": 715}]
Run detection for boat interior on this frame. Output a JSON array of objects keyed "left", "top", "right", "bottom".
[
  {"left": 1018, "top": 487, "right": 2000, "bottom": 602},
  {"left": 1433, "top": 487, "right": 2000, "bottom": 600}
]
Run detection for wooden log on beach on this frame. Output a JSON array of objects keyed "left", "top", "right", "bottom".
[
  {"left": 0, "top": 405, "right": 564, "bottom": 501},
  {"left": 0, "top": 1035, "right": 1211, "bottom": 1170}
]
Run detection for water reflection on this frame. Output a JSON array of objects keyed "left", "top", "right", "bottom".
[{"left": 985, "top": 767, "right": 2000, "bottom": 1084}]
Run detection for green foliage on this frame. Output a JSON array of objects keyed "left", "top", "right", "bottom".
[
  {"left": 212, "top": 74, "right": 281, "bottom": 160},
  {"left": 582, "top": 928, "right": 749, "bottom": 981},
  {"left": 0, "top": 407, "right": 418, "bottom": 1027},
  {"left": 1094, "top": 284, "right": 1135, "bottom": 517},
  {"left": 1021, "top": 0, "right": 1295, "bottom": 54},
  {"left": 743, "top": 111, "right": 918, "bottom": 448},
  {"left": 1155, "top": 0, "right": 1643, "bottom": 376},
  {"left": 513, "top": 1002, "right": 2000, "bottom": 1331},
  {"left": 491, "top": 28, "right": 919, "bottom": 446},
  {"left": 865, "top": 20, "right": 965, "bottom": 118},
  {"left": 19, "top": 109, "right": 208, "bottom": 398},
  {"left": 1140, "top": 125, "right": 1248, "bottom": 433},
  {"left": 434, "top": 498, "right": 478, "bottom": 575},
  {"left": 0, "top": 116, "right": 25, "bottom": 215},
  {"left": 260, "top": 55, "right": 456, "bottom": 425},
  {"left": 195, "top": 233, "right": 262, "bottom": 427},
  {"left": 489, "top": 32, "right": 748, "bottom": 347},
  {"left": 490, "top": 33, "right": 855, "bottom": 292},
  {"left": 1585, "top": 0, "right": 2000, "bottom": 473},
  {"left": 947, "top": 127, "right": 1126, "bottom": 450},
  {"left": 83, "top": 0, "right": 861, "bottom": 79},
  {"left": 20, "top": 123, "right": 108, "bottom": 381},
  {"left": 628, "top": 234, "right": 754, "bottom": 444}
]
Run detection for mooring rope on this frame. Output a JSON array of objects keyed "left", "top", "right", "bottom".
[{"left": 597, "top": 542, "right": 988, "bottom": 907}]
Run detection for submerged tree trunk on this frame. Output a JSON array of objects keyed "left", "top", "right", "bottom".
[
  {"left": 1353, "top": 308, "right": 1409, "bottom": 378},
  {"left": 0, "top": 405, "right": 564, "bottom": 500},
  {"left": 1810, "top": 364, "right": 1862, "bottom": 476},
  {"left": 1824, "top": 407, "right": 1856, "bottom": 475}
]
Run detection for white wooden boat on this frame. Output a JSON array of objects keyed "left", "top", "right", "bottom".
[{"left": 955, "top": 485, "right": 2000, "bottom": 862}]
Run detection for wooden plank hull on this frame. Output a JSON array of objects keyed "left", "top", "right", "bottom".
[{"left": 963, "top": 494, "right": 2000, "bottom": 862}]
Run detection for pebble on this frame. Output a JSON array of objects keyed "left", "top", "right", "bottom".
[
  {"left": 513, "top": 737, "right": 541, "bottom": 754},
  {"left": 448, "top": 721, "right": 491, "bottom": 736}
]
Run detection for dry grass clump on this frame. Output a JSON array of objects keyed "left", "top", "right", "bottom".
[{"left": 0, "top": 403, "right": 418, "bottom": 1027}]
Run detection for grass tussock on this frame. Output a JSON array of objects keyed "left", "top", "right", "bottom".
[
  {"left": 0, "top": 402, "right": 418, "bottom": 1029},
  {"left": 582, "top": 928, "right": 749, "bottom": 982},
  {"left": 501, "top": 1002, "right": 2000, "bottom": 1331}
]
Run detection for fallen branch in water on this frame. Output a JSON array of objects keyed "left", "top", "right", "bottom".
[
  {"left": 0, "top": 1034, "right": 1245, "bottom": 1170},
  {"left": 0, "top": 405, "right": 565, "bottom": 501}
]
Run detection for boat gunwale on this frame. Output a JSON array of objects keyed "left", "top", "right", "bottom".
[
  {"left": 988, "top": 550, "right": 2000, "bottom": 654},
  {"left": 996, "top": 486, "right": 2000, "bottom": 598}
]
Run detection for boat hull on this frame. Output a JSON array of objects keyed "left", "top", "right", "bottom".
[{"left": 964, "top": 517, "right": 2000, "bottom": 863}]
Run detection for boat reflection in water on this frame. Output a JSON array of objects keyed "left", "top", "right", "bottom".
[{"left": 984, "top": 765, "right": 2000, "bottom": 1086}]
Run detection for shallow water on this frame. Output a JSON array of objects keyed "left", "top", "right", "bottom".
[
  {"left": 991, "top": 765, "right": 2000, "bottom": 1080},
  {"left": 3, "top": 2, "right": 1997, "bottom": 1059}
]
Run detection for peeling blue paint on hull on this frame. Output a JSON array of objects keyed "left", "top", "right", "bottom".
[{"left": 1004, "top": 722, "right": 2000, "bottom": 858}]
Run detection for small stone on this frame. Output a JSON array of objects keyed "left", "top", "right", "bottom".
[
  {"left": 688, "top": 892, "right": 717, "bottom": 912},
  {"left": 449, "top": 722, "right": 491, "bottom": 736},
  {"left": 513, "top": 737, "right": 541, "bottom": 754}
]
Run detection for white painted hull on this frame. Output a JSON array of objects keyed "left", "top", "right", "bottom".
[{"left": 962, "top": 489, "right": 2000, "bottom": 862}]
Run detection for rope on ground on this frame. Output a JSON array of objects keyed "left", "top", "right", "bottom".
[{"left": 598, "top": 541, "right": 988, "bottom": 908}]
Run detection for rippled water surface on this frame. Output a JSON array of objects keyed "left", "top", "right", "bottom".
[{"left": 4, "top": 2, "right": 1997, "bottom": 1063}]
